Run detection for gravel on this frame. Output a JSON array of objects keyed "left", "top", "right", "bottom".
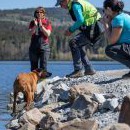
[{"left": 52, "top": 69, "right": 130, "bottom": 129}]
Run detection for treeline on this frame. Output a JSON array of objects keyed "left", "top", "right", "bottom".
[{"left": 0, "top": 8, "right": 129, "bottom": 61}]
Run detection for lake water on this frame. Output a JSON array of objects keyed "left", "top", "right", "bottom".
[{"left": 0, "top": 61, "right": 127, "bottom": 130}]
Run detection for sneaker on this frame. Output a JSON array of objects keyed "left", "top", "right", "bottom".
[
  {"left": 66, "top": 70, "right": 83, "bottom": 78},
  {"left": 84, "top": 70, "right": 96, "bottom": 75},
  {"left": 122, "top": 72, "right": 130, "bottom": 78}
]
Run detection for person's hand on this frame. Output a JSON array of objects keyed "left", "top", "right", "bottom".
[
  {"left": 101, "top": 14, "right": 112, "bottom": 24},
  {"left": 34, "top": 19, "right": 38, "bottom": 26},
  {"left": 39, "top": 19, "right": 42, "bottom": 27},
  {"left": 100, "top": 14, "right": 112, "bottom": 30},
  {"left": 65, "top": 29, "right": 72, "bottom": 36}
]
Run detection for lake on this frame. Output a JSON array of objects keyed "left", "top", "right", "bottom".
[{"left": 0, "top": 61, "right": 127, "bottom": 130}]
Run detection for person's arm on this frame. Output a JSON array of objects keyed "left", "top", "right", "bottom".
[
  {"left": 39, "top": 19, "right": 51, "bottom": 37},
  {"left": 69, "top": 3, "right": 84, "bottom": 33},
  {"left": 106, "top": 27, "right": 122, "bottom": 44},
  {"left": 102, "top": 15, "right": 123, "bottom": 44},
  {"left": 29, "top": 19, "right": 37, "bottom": 35}
]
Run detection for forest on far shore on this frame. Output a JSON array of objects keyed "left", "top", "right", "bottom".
[{"left": 0, "top": 8, "right": 129, "bottom": 61}]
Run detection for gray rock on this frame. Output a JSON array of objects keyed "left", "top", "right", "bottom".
[{"left": 6, "top": 119, "right": 20, "bottom": 129}]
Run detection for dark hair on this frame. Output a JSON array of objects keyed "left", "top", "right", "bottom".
[
  {"left": 34, "top": 7, "right": 45, "bottom": 18},
  {"left": 103, "top": 0, "right": 124, "bottom": 12}
]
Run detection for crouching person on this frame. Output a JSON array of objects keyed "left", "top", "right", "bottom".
[{"left": 102, "top": 0, "right": 130, "bottom": 78}]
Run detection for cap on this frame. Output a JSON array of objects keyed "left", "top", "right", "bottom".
[{"left": 55, "top": 0, "right": 63, "bottom": 6}]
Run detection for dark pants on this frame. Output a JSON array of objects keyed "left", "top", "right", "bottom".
[
  {"left": 29, "top": 36, "right": 50, "bottom": 71},
  {"left": 69, "top": 32, "right": 94, "bottom": 72},
  {"left": 105, "top": 44, "right": 130, "bottom": 68},
  {"left": 69, "top": 21, "right": 105, "bottom": 72}
]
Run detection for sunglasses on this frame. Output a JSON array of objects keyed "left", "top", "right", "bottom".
[{"left": 36, "top": 11, "right": 44, "bottom": 14}]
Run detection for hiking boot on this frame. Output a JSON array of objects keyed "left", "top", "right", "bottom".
[
  {"left": 122, "top": 72, "right": 130, "bottom": 78},
  {"left": 66, "top": 70, "right": 83, "bottom": 78},
  {"left": 84, "top": 70, "right": 96, "bottom": 75}
]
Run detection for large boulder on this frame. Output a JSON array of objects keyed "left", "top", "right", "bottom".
[
  {"left": 103, "top": 123, "right": 130, "bottom": 130},
  {"left": 19, "top": 108, "right": 45, "bottom": 125},
  {"left": 19, "top": 123, "right": 36, "bottom": 130},
  {"left": 118, "top": 94, "right": 130, "bottom": 126},
  {"left": 40, "top": 111, "right": 62, "bottom": 129},
  {"left": 51, "top": 118, "right": 98, "bottom": 130},
  {"left": 69, "top": 83, "right": 103, "bottom": 103},
  {"left": 68, "top": 94, "right": 98, "bottom": 119}
]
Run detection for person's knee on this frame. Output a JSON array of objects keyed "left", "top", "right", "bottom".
[
  {"left": 105, "top": 45, "right": 112, "bottom": 56},
  {"left": 69, "top": 39, "right": 77, "bottom": 49}
]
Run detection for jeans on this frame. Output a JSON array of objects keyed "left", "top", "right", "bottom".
[
  {"left": 105, "top": 44, "right": 130, "bottom": 68},
  {"left": 69, "top": 32, "right": 94, "bottom": 72},
  {"left": 29, "top": 36, "right": 50, "bottom": 71}
]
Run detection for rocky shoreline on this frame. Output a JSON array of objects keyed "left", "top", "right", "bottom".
[{"left": 6, "top": 69, "right": 130, "bottom": 130}]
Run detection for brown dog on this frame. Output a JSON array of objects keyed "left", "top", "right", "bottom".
[{"left": 13, "top": 69, "right": 51, "bottom": 113}]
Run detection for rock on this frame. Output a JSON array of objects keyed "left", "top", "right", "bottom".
[
  {"left": 52, "top": 82, "right": 70, "bottom": 101},
  {"left": 68, "top": 94, "right": 98, "bottom": 119},
  {"left": 19, "top": 108, "right": 46, "bottom": 125},
  {"left": 36, "top": 79, "right": 50, "bottom": 95},
  {"left": 39, "top": 102, "right": 67, "bottom": 113},
  {"left": 7, "top": 102, "right": 26, "bottom": 113},
  {"left": 119, "top": 94, "right": 130, "bottom": 126},
  {"left": 93, "top": 93, "right": 106, "bottom": 104},
  {"left": 51, "top": 118, "right": 98, "bottom": 130},
  {"left": 103, "top": 123, "right": 130, "bottom": 130},
  {"left": 19, "top": 122, "right": 36, "bottom": 130},
  {"left": 49, "top": 76, "right": 62, "bottom": 83},
  {"left": 69, "top": 82, "right": 103, "bottom": 103},
  {"left": 102, "top": 98, "right": 119, "bottom": 111},
  {"left": 103, "top": 93, "right": 116, "bottom": 99},
  {"left": 5, "top": 119, "right": 20, "bottom": 129},
  {"left": 36, "top": 84, "right": 53, "bottom": 105},
  {"left": 40, "top": 111, "right": 62, "bottom": 129}
]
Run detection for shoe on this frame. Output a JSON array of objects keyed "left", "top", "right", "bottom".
[
  {"left": 66, "top": 70, "right": 83, "bottom": 78},
  {"left": 41, "top": 70, "right": 52, "bottom": 79},
  {"left": 46, "top": 71, "right": 52, "bottom": 77},
  {"left": 122, "top": 72, "right": 130, "bottom": 78},
  {"left": 84, "top": 70, "right": 96, "bottom": 75}
]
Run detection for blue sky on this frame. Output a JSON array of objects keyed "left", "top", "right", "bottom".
[{"left": 0, "top": 0, "right": 129, "bottom": 11}]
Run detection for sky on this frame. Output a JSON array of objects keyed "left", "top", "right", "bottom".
[{"left": 0, "top": 0, "right": 129, "bottom": 11}]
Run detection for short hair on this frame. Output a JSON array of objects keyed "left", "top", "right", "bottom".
[
  {"left": 103, "top": 0, "right": 124, "bottom": 12},
  {"left": 34, "top": 7, "right": 46, "bottom": 18}
]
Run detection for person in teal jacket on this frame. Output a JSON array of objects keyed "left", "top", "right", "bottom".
[
  {"left": 102, "top": 0, "right": 130, "bottom": 78},
  {"left": 55, "top": 0, "right": 104, "bottom": 78}
]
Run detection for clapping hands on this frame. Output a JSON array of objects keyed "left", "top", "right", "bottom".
[
  {"left": 33, "top": 19, "right": 42, "bottom": 27},
  {"left": 100, "top": 14, "right": 112, "bottom": 30},
  {"left": 100, "top": 14, "right": 112, "bottom": 25},
  {"left": 34, "top": 19, "right": 38, "bottom": 26}
]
